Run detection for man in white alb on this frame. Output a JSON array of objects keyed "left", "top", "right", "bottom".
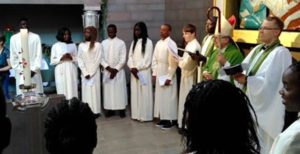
[
  {"left": 10, "top": 18, "right": 43, "bottom": 95},
  {"left": 101, "top": 24, "right": 127, "bottom": 118},
  {"left": 77, "top": 26, "right": 102, "bottom": 118},
  {"left": 152, "top": 24, "right": 178, "bottom": 130},
  {"left": 233, "top": 16, "right": 292, "bottom": 154}
]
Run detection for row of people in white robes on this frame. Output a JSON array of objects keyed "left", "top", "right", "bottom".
[
  {"left": 128, "top": 23, "right": 202, "bottom": 125},
  {"left": 50, "top": 27, "right": 128, "bottom": 116},
  {"left": 10, "top": 23, "right": 200, "bottom": 125}
]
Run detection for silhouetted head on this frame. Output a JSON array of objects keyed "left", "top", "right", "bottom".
[
  {"left": 44, "top": 98, "right": 97, "bottom": 154},
  {"left": 182, "top": 80, "right": 260, "bottom": 154}
]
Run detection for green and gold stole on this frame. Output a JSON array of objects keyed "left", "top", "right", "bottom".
[
  {"left": 242, "top": 40, "right": 281, "bottom": 92},
  {"left": 247, "top": 40, "right": 281, "bottom": 76}
]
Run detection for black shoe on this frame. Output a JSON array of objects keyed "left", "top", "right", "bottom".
[
  {"left": 178, "top": 128, "right": 187, "bottom": 135},
  {"left": 171, "top": 120, "right": 178, "bottom": 126},
  {"left": 119, "top": 110, "right": 126, "bottom": 118},
  {"left": 94, "top": 113, "right": 101, "bottom": 119},
  {"left": 105, "top": 110, "right": 115, "bottom": 118},
  {"left": 161, "top": 121, "right": 175, "bottom": 130},
  {"left": 155, "top": 120, "right": 167, "bottom": 128}
]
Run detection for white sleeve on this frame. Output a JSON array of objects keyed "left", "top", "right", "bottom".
[
  {"left": 77, "top": 44, "right": 89, "bottom": 77},
  {"left": 90, "top": 44, "right": 102, "bottom": 76},
  {"left": 151, "top": 43, "right": 158, "bottom": 76},
  {"left": 115, "top": 41, "right": 127, "bottom": 71},
  {"left": 166, "top": 42, "right": 178, "bottom": 80},
  {"left": 10, "top": 36, "right": 22, "bottom": 72},
  {"left": 50, "top": 44, "right": 61, "bottom": 65},
  {"left": 100, "top": 41, "right": 109, "bottom": 68},
  {"left": 32, "top": 35, "right": 42, "bottom": 72},
  {"left": 136, "top": 39, "right": 153, "bottom": 70},
  {"left": 127, "top": 42, "right": 135, "bottom": 69}
]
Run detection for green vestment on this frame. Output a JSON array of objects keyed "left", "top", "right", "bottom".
[{"left": 203, "top": 43, "right": 244, "bottom": 81}]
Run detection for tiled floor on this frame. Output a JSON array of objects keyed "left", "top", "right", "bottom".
[
  {"left": 93, "top": 115, "right": 183, "bottom": 154},
  {"left": 6, "top": 88, "right": 183, "bottom": 154}
]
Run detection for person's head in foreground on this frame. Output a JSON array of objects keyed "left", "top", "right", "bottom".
[
  {"left": 280, "top": 61, "right": 300, "bottom": 112},
  {"left": 182, "top": 80, "right": 260, "bottom": 154},
  {"left": 0, "top": 88, "right": 11, "bottom": 154},
  {"left": 44, "top": 98, "right": 97, "bottom": 154}
]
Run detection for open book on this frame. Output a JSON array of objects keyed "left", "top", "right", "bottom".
[{"left": 223, "top": 64, "right": 243, "bottom": 76}]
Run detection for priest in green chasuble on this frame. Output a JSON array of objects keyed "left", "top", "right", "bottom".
[{"left": 202, "top": 15, "right": 244, "bottom": 83}]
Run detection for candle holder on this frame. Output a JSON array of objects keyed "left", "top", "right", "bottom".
[{"left": 12, "top": 84, "right": 49, "bottom": 111}]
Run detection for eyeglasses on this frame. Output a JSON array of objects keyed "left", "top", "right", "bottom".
[{"left": 258, "top": 27, "right": 279, "bottom": 30}]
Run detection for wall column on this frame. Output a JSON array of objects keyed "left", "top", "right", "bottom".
[{"left": 82, "top": 0, "right": 101, "bottom": 28}]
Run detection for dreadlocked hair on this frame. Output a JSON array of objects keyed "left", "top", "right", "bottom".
[
  {"left": 181, "top": 80, "right": 260, "bottom": 154},
  {"left": 44, "top": 98, "right": 97, "bottom": 154},
  {"left": 132, "top": 21, "right": 148, "bottom": 55},
  {"left": 84, "top": 26, "right": 98, "bottom": 51}
]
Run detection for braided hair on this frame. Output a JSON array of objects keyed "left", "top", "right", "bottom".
[
  {"left": 132, "top": 21, "right": 148, "bottom": 55},
  {"left": 44, "top": 98, "right": 97, "bottom": 154},
  {"left": 182, "top": 80, "right": 260, "bottom": 154}
]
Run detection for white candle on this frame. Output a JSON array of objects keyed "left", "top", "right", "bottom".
[{"left": 20, "top": 29, "right": 31, "bottom": 87}]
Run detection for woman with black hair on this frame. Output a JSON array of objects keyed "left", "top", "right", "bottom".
[
  {"left": 50, "top": 27, "right": 78, "bottom": 100},
  {"left": 182, "top": 80, "right": 260, "bottom": 154},
  {"left": 127, "top": 21, "right": 154, "bottom": 122}
]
